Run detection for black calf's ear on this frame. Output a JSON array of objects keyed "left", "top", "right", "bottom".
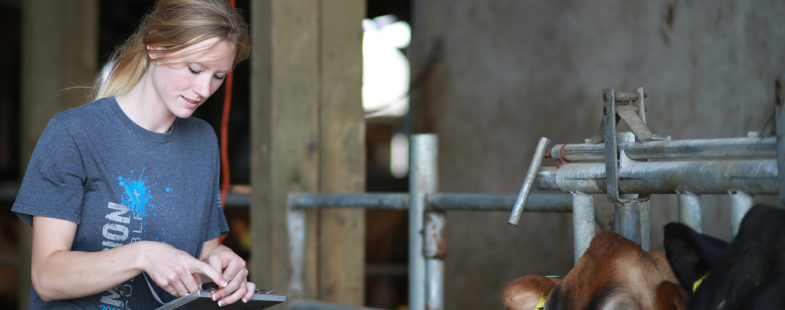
[{"left": 663, "top": 223, "right": 729, "bottom": 293}]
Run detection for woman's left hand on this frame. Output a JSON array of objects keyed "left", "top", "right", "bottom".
[{"left": 204, "top": 245, "right": 256, "bottom": 306}]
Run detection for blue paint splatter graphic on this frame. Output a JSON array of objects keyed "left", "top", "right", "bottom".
[{"left": 118, "top": 168, "right": 155, "bottom": 219}]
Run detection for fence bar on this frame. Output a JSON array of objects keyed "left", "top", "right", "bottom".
[
  {"left": 289, "top": 193, "right": 409, "bottom": 210},
  {"left": 614, "top": 198, "right": 642, "bottom": 246},
  {"left": 639, "top": 201, "right": 650, "bottom": 251},
  {"left": 509, "top": 137, "right": 551, "bottom": 225},
  {"left": 536, "top": 159, "right": 777, "bottom": 194},
  {"left": 287, "top": 209, "right": 307, "bottom": 299},
  {"left": 424, "top": 211, "right": 445, "bottom": 310},
  {"left": 729, "top": 190, "right": 753, "bottom": 238},
  {"left": 571, "top": 192, "right": 594, "bottom": 264},
  {"left": 428, "top": 193, "right": 572, "bottom": 212},
  {"left": 678, "top": 192, "right": 702, "bottom": 233},
  {"left": 550, "top": 137, "right": 775, "bottom": 162},
  {"left": 288, "top": 300, "right": 386, "bottom": 310},
  {"left": 288, "top": 193, "right": 574, "bottom": 212},
  {"left": 409, "top": 134, "right": 438, "bottom": 310}
]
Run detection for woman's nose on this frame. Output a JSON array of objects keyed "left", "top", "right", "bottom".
[{"left": 193, "top": 75, "right": 212, "bottom": 98}]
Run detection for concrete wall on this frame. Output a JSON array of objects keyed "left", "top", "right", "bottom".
[{"left": 410, "top": 1, "right": 785, "bottom": 308}]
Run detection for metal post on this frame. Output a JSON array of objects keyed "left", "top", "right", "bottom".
[
  {"left": 639, "top": 201, "right": 650, "bottom": 251},
  {"left": 571, "top": 192, "right": 594, "bottom": 264},
  {"left": 613, "top": 132, "right": 643, "bottom": 246},
  {"left": 615, "top": 200, "right": 642, "bottom": 245},
  {"left": 409, "top": 134, "right": 437, "bottom": 310},
  {"left": 678, "top": 191, "right": 702, "bottom": 233},
  {"left": 287, "top": 209, "right": 307, "bottom": 299},
  {"left": 729, "top": 190, "right": 753, "bottom": 238},
  {"left": 424, "top": 211, "right": 445, "bottom": 310}
]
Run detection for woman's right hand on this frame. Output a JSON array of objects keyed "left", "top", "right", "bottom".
[{"left": 137, "top": 241, "right": 226, "bottom": 297}]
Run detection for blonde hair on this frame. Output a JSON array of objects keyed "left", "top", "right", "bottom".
[{"left": 94, "top": 0, "right": 250, "bottom": 100}]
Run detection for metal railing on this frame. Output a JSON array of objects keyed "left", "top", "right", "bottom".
[{"left": 285, "top": 78, "right": 785, "bottom": 310}]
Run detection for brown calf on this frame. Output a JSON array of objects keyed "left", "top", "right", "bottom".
[{"left": 503, "top": 231, "right": 686, "bottom": 310}]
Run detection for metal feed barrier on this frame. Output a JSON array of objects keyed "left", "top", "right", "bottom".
[{"left": 286, "top": 76, "right": 785, "bottom": 310}]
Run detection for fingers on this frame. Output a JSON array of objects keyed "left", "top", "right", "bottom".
[
  {"left": 242, "top": 282, "right": 256, "bottom": 303},
  {"left": 191, "top": 260, "right": 228, "bottom": 289},
  {"left": 220, "top": 257, "right": 246, "bottom": 288},
  {"left": 160, "top": 266, "right": 204, "bottom": 297},
  {"left": 212, "top": 268, "right": 248, "bottom": 305},
  {"left": 156, "top": 261, "right": 225, "bottom": 297},
  {"left": 216, "top": 277, "right": 253, "bottom": 307},
  {"left": 207, "top": 247, "right": 246, "bottom": 284}
]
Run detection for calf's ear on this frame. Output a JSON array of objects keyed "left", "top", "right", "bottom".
[
  {"left": 663, "top": 222, "right": 729, "bottom": 292},
  {"left": 502, "top": 275, "right": 558, "bottom": 310}
]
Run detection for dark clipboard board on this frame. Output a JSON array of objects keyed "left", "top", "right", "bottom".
[{"left": 154, "top": 290, "right": 286, "bottom": 310}]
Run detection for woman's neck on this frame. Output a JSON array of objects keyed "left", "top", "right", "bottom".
[{"left": 114, "top": 72, "right": 175, "bottom": 134}]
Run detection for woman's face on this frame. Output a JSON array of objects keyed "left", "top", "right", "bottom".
[{"left": 147, "top": 37, "right": 236, "bottom": 119}]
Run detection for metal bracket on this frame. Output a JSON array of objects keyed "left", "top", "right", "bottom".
[
  {"left": 592, "top": 87, "right": 664, "bottom": 203},
  {"left": 588, "top": 87, "right": 665, "bottom": 143}
]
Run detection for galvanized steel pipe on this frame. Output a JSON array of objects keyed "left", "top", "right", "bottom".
[
  {"left": 288, "top": 192, "right": 574, "bottom": 213},
  {"left": 678, "top": 192, "right": 702, "bottom": 233},
  {"left": 550, "top": 137, "right": 775, "bottom": 162},
  {"left": 614, "top": 198, "right": 642, "bottom": 246},
  {"left": 409, "top": 134, "right": 437, "bottom": 310},
  {"left": 287, "top": 209, "right": 306, "bottom": 299},
  {"left": 509, "top": 137, "right": 551, "bottom": 226},
  {"left": 639, "top": 201, "right": 650, "bottom": 251},
  {"left": 571, "top": 192, "right": 594, "bottom": 264},
  {"left": 424, "top": 212, "right": 445, "bottom": 310},
  {"left": 427, "top": 193, "right": 572, "bottom": 212},
  {"left": 288, "top": 193, "right": 409, "bottom": 210},
  {"left": 536, "top": 159, "right": 778, "bottom": 195}
]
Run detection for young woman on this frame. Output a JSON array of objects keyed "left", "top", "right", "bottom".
[{"left": 12, "top": 0, "right": 254, "bottom": 308}]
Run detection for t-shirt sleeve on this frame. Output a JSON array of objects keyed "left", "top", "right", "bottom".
[{"left": 12, "top": 117, "right": 86, "bottom": 226}]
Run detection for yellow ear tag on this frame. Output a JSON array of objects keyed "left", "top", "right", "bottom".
[
  {"left": 692, "top": 272, "right": 709, "bottom": 292},
  {"left": 535, "top": 294, "right": 546, "bottom": 310}
]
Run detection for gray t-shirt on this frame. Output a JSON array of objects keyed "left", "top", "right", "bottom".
[{"left": 12, "top": 97, "right": 229, "bottom": 309}]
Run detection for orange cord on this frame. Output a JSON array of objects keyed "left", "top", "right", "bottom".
[
  {"left": 220, "top": 72, "right": 233, "bottom": 209},
  {"left": 219, "top": 0, "right": 237, "bottom": 244}
]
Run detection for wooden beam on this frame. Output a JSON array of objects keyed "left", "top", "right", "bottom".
[
  {"left": 318, "top": 0, "right": 366, "bottom": 306},
  {"left": 250, "top": 0, "right": 320, "bottom": 298},
  {"left": 250, "top": 0, "right": 365, "bottom": 305},
  {"left": 19, "top": 1, "right": 97, "bottom": 309}
]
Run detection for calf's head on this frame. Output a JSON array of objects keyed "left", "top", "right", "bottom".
[{"left": 545, "top": 231, "right": 686, "bottom": 310}]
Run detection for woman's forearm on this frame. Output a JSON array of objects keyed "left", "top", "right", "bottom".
[{"left": 32, "top": 241, "right": 147, "bottom": 301}]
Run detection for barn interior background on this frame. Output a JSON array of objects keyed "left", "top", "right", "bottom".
[{"left": 0, "top": 0, "right": 784, "bottom": 309}]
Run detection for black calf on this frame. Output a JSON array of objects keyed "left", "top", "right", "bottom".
[{"left": 664, "top": 204, "right": 785, "bottom": 309}]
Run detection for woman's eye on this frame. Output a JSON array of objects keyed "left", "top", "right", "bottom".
[
  {"left": 188, "top": 67, "right": 200, "bottom": 74},
  {"left": 213, "top": 75, "right": 226, "bottom": 81}
]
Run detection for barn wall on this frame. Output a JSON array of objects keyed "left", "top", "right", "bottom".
[{"left": 409, "top": 1, "right": 785, "bottom": 308}]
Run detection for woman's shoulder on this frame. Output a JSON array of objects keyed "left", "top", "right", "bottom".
[
  {"left": 176, "top": 116, "right": 218, "bottom": 142},
  {"left": 51, "top": 97, "right": 116, "bottom": 127}
]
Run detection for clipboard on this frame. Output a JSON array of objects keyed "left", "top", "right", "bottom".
[{"left": 154, "top": 283, "right": 286, "bottom": 310}]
